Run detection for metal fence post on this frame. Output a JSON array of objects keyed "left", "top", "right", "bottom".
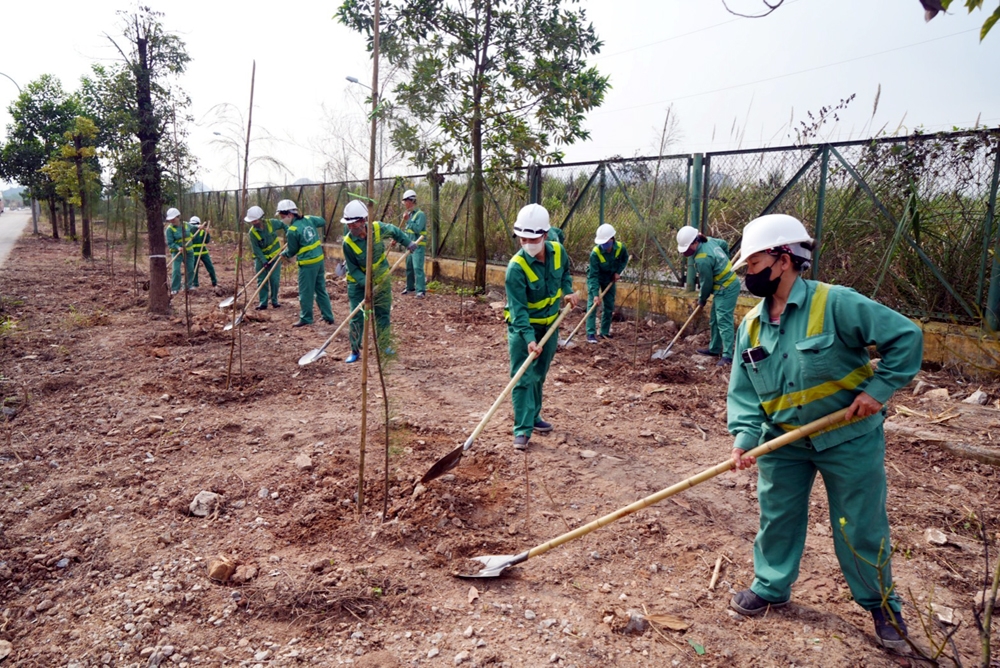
[
  {"left": 700, "top": 155, "right": 711, "bottom": 233},
  {"left": 430, "top": 168, "right": 442, "bottom": 281},
  {"left": 687, "top": 153, "right": 703, "bottom": 291},
  {"left": 527, "top": 164, "right": 541, "bottom": 204},
  {"left": 598, "top": 163, "right": 606, "bottom": 227},
  {"left": 812, "top": 145, "right": 830, "bottom": 280},
  {"left": 985, "top": 148, "right": 1000, "bottom": 331}
]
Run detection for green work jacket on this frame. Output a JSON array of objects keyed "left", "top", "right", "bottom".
[
  {"left": 342, "top": 222, "right": 412, "bottom": 286},
  {"left": 249, "top": 219, "right": 287, "bottom": 264},
  {"left": 694, "top": 237, "right": 736, "bottom": 305},
  {"left": 402, "top": 208, "right": 427, "bottom": 246},
  {"left": 165, "top": 223, "right": 195, "bottom": 254},
  {"left": 587, "top": 241, "right": 629, "bottom": 294},
  {"left": 504, "top": 241, "right": 574, "bottom": 349},
  {"left": 547, "top": 227, "right": 566, "bottom": 245},
  {"left": 190, "top": 227, "right": 211, "bottom": 256},
  {"left": 284, "top": 215, "right": 326, "bottom": 266},
  {"left": 727, "top": 277, "right": 923, "bottom": 453}
]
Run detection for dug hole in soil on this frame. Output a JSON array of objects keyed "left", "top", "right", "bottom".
[{"left": 1, "top": 231, "right": 999, "bottom": 668}]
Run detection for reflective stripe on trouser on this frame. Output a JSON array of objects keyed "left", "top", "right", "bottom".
[
  {"left": 192, "top": 254, "right": 217, "bottom": 287},
  {"left": 347, "top": 281, "right": 392, "bottom": 353},
  {"left": 296, "top": 261, "right": 334, "bottom": 325},
  {"left": 508, "top": 324, "right": 559, "bottom": 437},
  {"left": 255, "top": 258, "right": 280, "bottom": 306},
  {"left": 708, "top": 280, "right": 739, "bottom": 358},
  {"left": 586, "top": 281, "right": 616, "bottom": 337},
  {"left": 170, "top": 252, "right": 194, "bottom": 292},
  {"left": 405, "top": 245, "right": 426, "bottom": 293},
  {"left": 751, "top": 425, "right": 900, "bottom": 612}
]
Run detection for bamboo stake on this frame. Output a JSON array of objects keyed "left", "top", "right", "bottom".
[{"left": 708, "top": 556, "right": 722, "bottom": 591}]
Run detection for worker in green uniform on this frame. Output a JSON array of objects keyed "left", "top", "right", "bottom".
[
  {"left": 586, "top": 223, "right": 629, "bottom": 344},
  {"left": 164, "top": 207, "right": 194, "bottom": 295},
  {"left": 505, "top": 203, "right": 578, "bottom": 450},
  {"left": 188, "top": 216, "right": 218, "bottom": 288},
  {"left": 277, "top": 199, "right": 334, "bottom": 328},
  {"left": 340, "top": 200, "right": 418, "bottom": 363},
  {"left": 547, "top": 224, "right": 565, "bottom": 245},
  {"left": 400, "top": 189, "right": 428, "bottom": 298},
  {"left": 677, "top": 225, "right": 740, "bottom": 366},
  {"left": 244, "top": 205, "right": 286, "bottom": 310},
  {"left": 726, "top": 214, "right": 922, "bottom": 653}
]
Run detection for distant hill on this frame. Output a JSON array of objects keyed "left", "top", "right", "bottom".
[
  {"left": 2, "top": 187, "right": 26, "bottom": 205},
  {"left": 292, "top": 177, "right": 318, "bottom": 186}
]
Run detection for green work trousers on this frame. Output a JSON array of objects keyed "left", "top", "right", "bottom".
[
  {"left": 192, "top": 254, "right": 217, "bottom": 287},
  {"left": 707, "top": 281, "right": 739, "bottom": 358},
  {"left": 170, "top": 252, "right": 194, "bottom": 293},
  {"left": 254, "top": 258, "right": 281, "bottom": 307},
  {"left": 296, "top": 261, "right": 334, "bottom": 325},
  {"left": 508, "top": 323, "right": 559, "bottom": 437},
  {"left": 751, "top": 425, "right": 900, "bottom": 612},
  {"left": 405, "top": 246, "right": 426, "bottom": 293},
  {"left": 347, "top": 280, "right": 392, "bottom": 353},
  {"left": 586, "top": 281, "right": 616, "bottom": 337}
]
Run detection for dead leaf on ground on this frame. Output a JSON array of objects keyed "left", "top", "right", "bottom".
[{"left": 645, "top": 613, "right": 690, "bottom": 631}]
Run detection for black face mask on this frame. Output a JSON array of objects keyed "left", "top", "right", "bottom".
[{"left": 744, "top": 259, "right": 782, "bottom": 297}]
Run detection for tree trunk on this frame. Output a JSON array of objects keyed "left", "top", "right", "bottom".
[
  {"left": 48, "top": 200, "right": 59, "bottom": 239},
  {"left": 68, "top": 203, "right": 77, "bottom": 239},
  {"left": 62, "top": 201, "right": 70, "bottom": 237},
  {"left": 74, "top": 136, "right": 92, "bottom": 259},
  {"left": 136, "top": 33, "right": 169, "bottom": 315},
  {"left": 471, "top": 114, "right": 486, "bottom": 292}
]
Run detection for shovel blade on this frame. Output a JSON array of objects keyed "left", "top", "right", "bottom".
[
  {"left": 650, "top": 346, "right": 674, "bottom": 360},
  {"left": 457, "top": 554, "right": 520, "bottom": 579},
  {"left": 420, "top": 445, "right": 464, "bottom": 484},
  {"left": 298, "top": 349, "right": 327, "bottom": 366},
  {"left": 218, "top": 296, "right": 234, "bottom": 309},
  {"left": 223, "top": 313, "right": 244, "bottom": 332}
]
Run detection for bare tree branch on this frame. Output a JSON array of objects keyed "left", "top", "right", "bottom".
[{"left": 721, "top": 0, "right": 785, "bottom": 19}]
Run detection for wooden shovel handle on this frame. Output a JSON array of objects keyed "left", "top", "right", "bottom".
[
  {"left": 561, "top": 257, "right": 629, "bottom": 347},
  {"left": 525, "top": 408, "right": 850, "bottom": 559},
  {"left": 233, "top": 244, "right": 288, "bottom": 319}
]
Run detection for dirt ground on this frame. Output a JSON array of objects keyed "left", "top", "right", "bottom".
[{"left": 1, "top": 231, "right": 999, "bottom": 668}]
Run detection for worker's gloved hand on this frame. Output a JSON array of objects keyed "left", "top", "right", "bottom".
[
  {"left": 593, "top": 294, "right": 601, "bottom": 306},
  {"left": 407, "top": 242, "right": 418, "bottom": 252},
  {"left": 612, "top": 273, "right": 620, "bottom": 282},
  {"left": 698, "top": 299, "right": 708, "bottom": 308}
]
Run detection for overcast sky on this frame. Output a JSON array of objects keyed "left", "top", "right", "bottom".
[{"left": 1, "top": 0, "right": 998, "bottom": 193}]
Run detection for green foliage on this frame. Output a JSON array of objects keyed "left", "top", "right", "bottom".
[
  {"left": 41, "top": 117, "right": 101, "bottom": 207},
  {"left": 936, "top": 0, "right": 1000, "bottom": 40},
  {"left": 0, "top": 74, "right": 79, "bottom": 200}
]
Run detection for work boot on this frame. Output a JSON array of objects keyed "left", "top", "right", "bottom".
[
  {"left": 345, "top": 351, "right": 360, "bottom": 364},
  {"left": 586, "top": 334, "right": 598, "bottom": 344},
  {"left": 292, "top": 320, "right": 310, "bottom": 328},
  {"left": 255, "top": 304, "right": 268, "bottom": 311},
  {"left": 416, "top": 292, "right": 425, "bottom": 299},
  {"left": 402, "top": 288, "right": 411, "bottom": 295},
  {"left": 730, "top": 589, "right": 789, "bottom": 616},
  {"left": 533, "top": 420, "right": 553, "bottom": 434},
  {"left": 513, "top": 435, "right": 530, "bottom": 450},
  {"left": 717, "top": 357, "right": 733, "bottom": 367},
  {"left": 271, "top": 302, "right": 281, "bottom": 308},
  {"left": 599, "top": 333, "right": 613, "bottom": 340},
  {"left": 696, "top": 348, "right": 721, "bottom": 357},
  {"left": 323, "top": 318, "right": 335, "bottom": 325},
  {"left": 871, "top": 608, "right": 909, "bottom": 652}
]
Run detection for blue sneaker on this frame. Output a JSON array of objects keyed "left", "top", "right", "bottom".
[
  {"left": 345, "top": 351, "right": 360, "bottom": 364},
  {"left": 586, "top": 335, "right": 598, "bottom": 344}
]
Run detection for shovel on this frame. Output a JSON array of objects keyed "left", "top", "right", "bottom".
[
  {"left": 559, "top": 259, "right": 629, "bottom": 348},
  {"left": 458, "top": 407, "right": 850, "bottom": 578},
  {"left": 650, "top": 303, "right": 703, "bottom": 360},
  {"left": 219, "top": 261, "right": 273, "bottom": 309},
  {"left": 223, "top": 244, "right": 287, "bottom": 331},
  {"left": 297, "top": 235, "right": 425, "bottom": 366},
  {"left": 421, "top": 301, "right": 574, "bottom": 483}
]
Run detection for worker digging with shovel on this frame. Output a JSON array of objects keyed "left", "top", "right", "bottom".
[
  {"left": 505, "top": 203, "right": 578, "bottom": 450},
  {"left": 726, "top": 214, "right": 923, "bottom": 653}
]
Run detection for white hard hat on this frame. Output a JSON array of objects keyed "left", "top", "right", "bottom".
[
  {"left": 165, "top": 208, "right": 181, "bottom": 221},
  {"left": 594, "top": 223, "right": 616, "bottom": 245},
  {"left": 676, "top": 226, "right": 699, "bottom": 254},
  {"left": 189, "top": 216, "right": 201, "bottom": 226},
  {"left": 732, "top": 214, "right": 814, "bottom": 271},
  {"left": 244, "top": 206, "right": 264, "bottom": 223},
  {"left": 512, "top": 203, "right": 550, "bottom": 238},
  {"left": 275, "top": 199, "right": 298, "bottom": 215},
  {"left": 341, "top": 199, "right": 369, "bottom": 223},
  {"left": 402, "top": 189, "right": 417, "bottom": 200}
]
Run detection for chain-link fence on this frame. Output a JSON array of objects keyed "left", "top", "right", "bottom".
[{"left": 101, "top": 129, "right": 1000, "bottom": 327}]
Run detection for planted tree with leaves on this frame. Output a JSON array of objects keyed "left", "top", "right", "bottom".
[
  {"left": 41, "top": 117, "right": 101, "bottom": 258},
  {"left": 0, "top": 74, "right": 79, "bottom": 239},
  {"left": 105, "top": 6, "right": 191, "bottom": 315},
  {"left": 338, "top": 0, "right": 610, "bottom": 290}
]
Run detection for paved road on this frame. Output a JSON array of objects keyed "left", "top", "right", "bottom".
[{"left": 0, "top": 210, "right": 31, "bottom": 268}]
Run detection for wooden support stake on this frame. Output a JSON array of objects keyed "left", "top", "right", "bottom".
[{"left": 708, "top": 556, "right": 723, "bottom": 591}]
